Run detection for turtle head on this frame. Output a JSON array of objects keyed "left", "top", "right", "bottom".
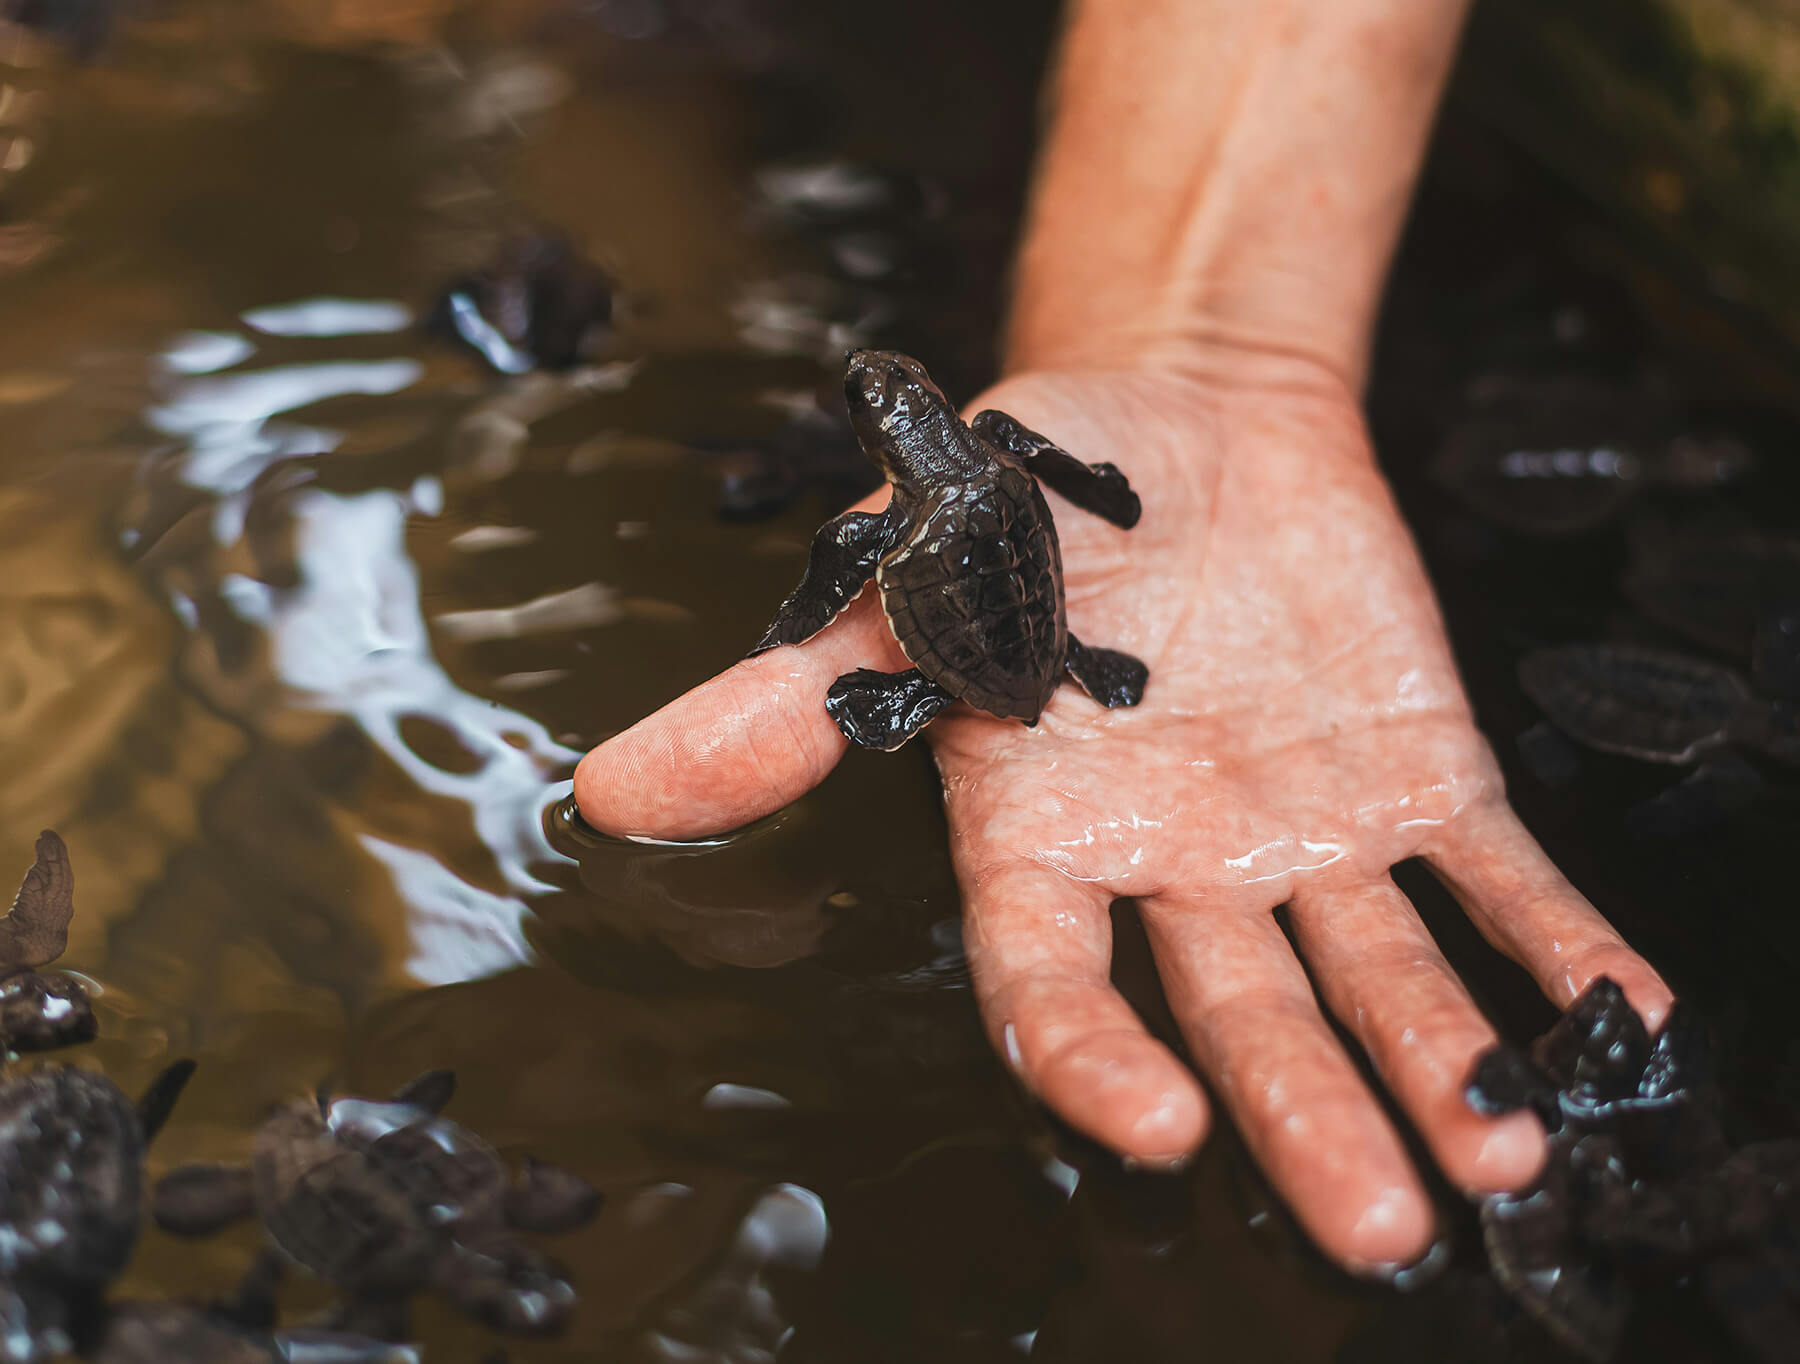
[
  {"left": 0, "top": 971, "right": 95, "bottom": 1053},
  {"left": 843, "top": 349, "right": 967, "bottom": 487}
]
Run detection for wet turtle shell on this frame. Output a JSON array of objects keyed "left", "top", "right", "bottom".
[
  {"left": 251, "top": 1094, "right": 508, "bottom": 1294},
  {"left": 878, "top": 464, "right": 1066, "bottom": 720},
  {"left": 1518, "top": 643, "right": 1753, "bottom": 763},
  {"left": 1468, "top": 981, "right": 1800, "bottom": 1362},
  {"left": 0, "top": 1062, "right": 191, "bottom": 1288}
]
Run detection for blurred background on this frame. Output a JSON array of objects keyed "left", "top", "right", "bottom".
[{"left": 1, "top": 0, "right": 1798, "bottom": 1359}]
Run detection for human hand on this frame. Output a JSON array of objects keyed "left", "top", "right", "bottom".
[{"left": 572, "top": 356, "right": 1672, "bottom": 1272}]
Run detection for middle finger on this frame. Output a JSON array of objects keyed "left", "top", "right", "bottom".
[
  {"left": 1142, "top": 893, "right": 1434, "bottom": 1271},
  {"left": 1285, "top": 876, "right": 1546, "bottom": 1195}
]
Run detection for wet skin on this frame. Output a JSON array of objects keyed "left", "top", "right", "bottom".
[{"left": 574, "top": 356, "right": 1674, "bottom": 1271}]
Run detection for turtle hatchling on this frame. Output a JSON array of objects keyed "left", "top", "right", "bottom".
[
  {"left": 750, "top": 349, "right": 1148, "bottom": 750},
  {"left": 0, "top": 1059, "right": 195, "bottom": 1361},
  {"left": 0, "top": 831, "right": 97, "bottom": 1053},
  {"left": 89, "top": 1252, "right": 419, "bottom": 1364},
  {"left": 152, "top": 1070, "right": 601, "bottom": 1342}
]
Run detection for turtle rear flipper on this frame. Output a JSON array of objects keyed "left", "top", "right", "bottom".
[
  {"left": 970, "top": 409, "right": 1141, "bottom": 529},
  {"left": 136, "top": 1058, "right": 197, "bottom": 1142},
  {"left": 748, "top": 506, "right": 906, "bottom": 656},
  {"left": 824, "top": 669, "right": 955, "bottom": 749},
  {"left": 213, "top": 1247, "right": 286, "bottom": 1330},
  {"left": 506, "top": 1157, "right": 601, "bottom": 1234},
  {"left": 153, "top": 1162, "right": 257, "bottom": 1236},
  {"left": 0, "top": 830, "right": 75, "bottom": 973},
  {"left": 1064, "top": 636, "right": 1147, "bottom": 708}
]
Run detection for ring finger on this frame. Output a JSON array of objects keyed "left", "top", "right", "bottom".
[
  {"left": 1285, "top": 876, "right": 1546, "bottom": 1194},
  {"left": 1141, "top": 893, "right": 1435, "bottom": 1271}
]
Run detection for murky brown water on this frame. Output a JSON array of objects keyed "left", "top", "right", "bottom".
[{"left": 3, "top": 2, "right": 1798, "bottom": 1361}]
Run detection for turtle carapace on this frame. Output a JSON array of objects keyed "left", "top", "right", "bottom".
[
  {"left": 0, "top": 831, "right": 96, "bottom": 1054},
  {"left": 152, "top": 1071, "right": 601, "bottom": 1343},
  {"left": 749, "top": 349, "right": 1149, "bottom": 750},
  {"left": 0, "top": 1059, "right": 195, "bottom": 1360}
]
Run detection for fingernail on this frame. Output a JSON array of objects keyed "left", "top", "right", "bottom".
[
  {"left": 1471, "top": 1111, "right": 1547, "bottom": 1191},
  {"left": 1346, "top": 1188, "right": 1435, "bottom": 1270}
]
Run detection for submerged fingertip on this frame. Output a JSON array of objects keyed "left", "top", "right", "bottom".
[
  {"left": 1034, "top": 1033, "right": 1207, "bottom": 1161},
  {"left": 1343, "top": 1186, "right": 1436, "bottom": 1273},
  {"left": 1124, "top": 1088, "right": 1207, "bottom": 1162},
  {"left": 1467, "top": 1109, "right": 1548, "bottom": 1192}
]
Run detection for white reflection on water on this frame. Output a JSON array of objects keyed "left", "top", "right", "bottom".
[
  {"left": 642, "top": 1184, "right": 828, "bottom": 1364},
  {"left": 245, "top": 485, "right": 576, "bottom": 900},
  {"left": 360, "top": 835, "right": 534, "bottom": 985},
  {"left": 149, "top": 357, "right": 421, "bottom": 496},
  {"left": 142, "top": 307, "right": 582, "bottom": 987},
  {"left": 159, "top": 330, "right": 256, "bottom": 375},
  {"left": 434, "top": 581, "right": 621, "bottom": 642},
  {"left": 241, "top": 296, "right": 414, "bottom": 337}
]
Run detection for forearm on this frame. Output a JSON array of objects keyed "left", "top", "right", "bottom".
[{"left": 1007, "top": 0, "right": 1472, "bottom": 391}]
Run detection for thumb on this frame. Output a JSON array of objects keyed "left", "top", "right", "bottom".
[{"left": 573, "top": 589, "right": 909, "bottom": 840}]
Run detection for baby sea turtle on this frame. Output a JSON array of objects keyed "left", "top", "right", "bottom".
[
  {"left": 1465, "top": 980, "right": 1800, "bottom": 1362},
  {"left": 153, "top": 1070, "right": 601, "bottom": 1342},
  {"left": 1518, "top": 642, "right": 1780, "bottom": 765},
  {"left": 0, "top": 830, "right": 97, "bottom": 1054},
  {"left": 750, "top": 349, "right": 1148, "bottom": 750},
  {"left": 426, "top": 232, "right": 615, "bottom": 375},
  {"left": 1429, "top": 375, "right": 1753, "bottom": 539},
  {"left": 89, "top": 1253, "right": 418, "bottom": 1364},
  {"left": 0, "top": 1059, "right": 195, "bottom": 1361}
]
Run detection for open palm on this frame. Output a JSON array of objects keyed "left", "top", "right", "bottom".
[{"left": 574, "top": 362, "right": 1670, "bottom": 1270}]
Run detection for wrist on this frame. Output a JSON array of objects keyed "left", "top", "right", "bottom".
[{"left": 1002, "top": 0, "right": 1471, "bottom": 393}]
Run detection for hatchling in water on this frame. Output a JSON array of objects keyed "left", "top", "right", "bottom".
[
  {"left": 153, "top": 1070, "right": 601, "bottom": 1342},
  {"left": 0, "top": 1059, "right": 195, "bottom": 1361},
  {"left": 90, "top": 1253, "right": 418, "bottom": 1364},
  {"left": 1519, "top": 642, "right": 1799, "bottom": 766},
  {"left": 0, "top": 830, "right": 97, "bottom": 1053},
  {"left": 1465, "top": 980, "right": 1800, "bottom": 1364},
  {"left": 750, "top": 349, "right": 1148, "bottom": 750}
]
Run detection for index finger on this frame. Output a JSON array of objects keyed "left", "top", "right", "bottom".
[{"left": 573, "top": 589, "right": 908, "bottom": 840}]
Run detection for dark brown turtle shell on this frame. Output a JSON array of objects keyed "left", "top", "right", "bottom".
[
  {"left": 0, "top": 1067, "right": 150, "bottom": 1285},
  {"left": 250, "top": 1099, "right": 481, "bottom": 1294},
  {"left": 878, "top": 463, "right": 1067, "bottom": 721}
]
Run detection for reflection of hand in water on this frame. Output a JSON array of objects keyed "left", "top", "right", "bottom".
[{"left": 575, "top": 0, "right": 1676, "bottom": 1272}]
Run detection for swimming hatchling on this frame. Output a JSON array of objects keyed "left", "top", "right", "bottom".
[{"left": 0, "top": 831, "right": 97, "bottom": 1054}]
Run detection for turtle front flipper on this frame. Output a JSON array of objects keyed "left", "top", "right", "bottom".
[
  {"left": 214, "top": 1247, "right": 286, "bottom": 1329},
  {"left": 1064, "top": 636, "right": 1148, "bottom": 708},
  {"left": 136, "top": 1058, "right": 197, "bottom": 1142},
  {"left": 748, "top": 506, "right": 906, "bottom": 656},
  {"left": 824, "top": 669, "right": 955, "bottom": 750},
  {"left": 0, "top": 829, "right": 75, "bottom": 973},
  {"left": 152, "top": 1162, "right": 257, "bottom": 1236},
  {"left": 971, "top": 409, "right": 1141, "bottom": 530}
]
